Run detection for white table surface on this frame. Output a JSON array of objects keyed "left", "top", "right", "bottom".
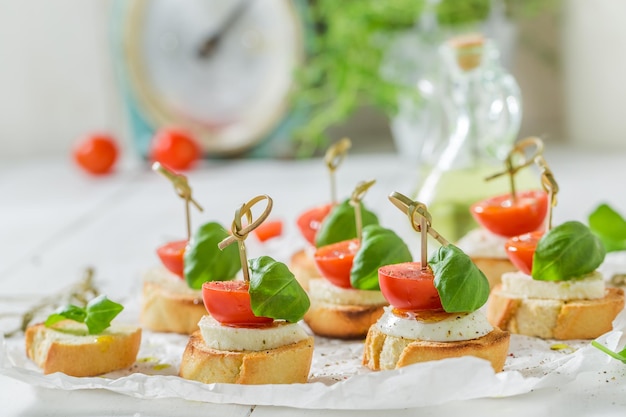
[{"left": 2, "top": 146, "right": 626, "bottom": 417}]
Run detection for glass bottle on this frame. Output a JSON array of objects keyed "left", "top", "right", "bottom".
[{"left": 415, "top": 33, "right": 535, "bottom": 242}]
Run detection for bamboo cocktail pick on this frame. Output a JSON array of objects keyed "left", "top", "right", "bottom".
[
  {"left": 485, "top": 136, "right": 545, "bottom": 203},
  {"left": 388, "top": 192, "right": 449, "bottom": 270},
  {"left": 218, "top": 195, "right": 273, "bottom": 282},
  {"left": 324, "top": 137, "right": 351, "bottom": 204},
  {"left": 349, "top": 179, "right": 375, "bottom": 240},
  {"left": 152, "top": 162, "right": 204, "bottom": 240}
]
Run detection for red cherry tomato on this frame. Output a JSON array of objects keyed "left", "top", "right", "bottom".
[
  {"left": 72, "top": 133, "right": 118, "bottom": 175},
  {"left": 296, "top": 203, "right": 333, "bottom": 246},
  {"left": 149, "top": 127, "right": 201, "bottom": 171},
  {"left": 202, "top": 281, "right": 273, "bottom": 326},
  {"left": 470, "top": 190, "right": 548, "bottom": 237},
  {"left": 505, "top": 231, "right": 543, "bottom": 275},
  {"left": 253, "top": 220, "right": 283, "bottom": 242},
  {"left": 156, "top": 240, "right": 187, "bottom": 278},
  {"left": 378, "top": 262, "right": 443, "bottom": 311},
  {"left": 313, "top": 239, "right": 360, "bottom": 288}
]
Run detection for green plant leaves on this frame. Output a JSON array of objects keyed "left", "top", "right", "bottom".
[
  {"left": 248, "top": 256, "right": 310, "bottom": 323},
  {"left": 429, "top": 244, "right": 490, "bottom": 312},
  {"left": 350, "top": 225, "right": 412, "bottom": 290},
  {"left": 532, "top": 221, "right": 605, "bottom": 281},
  {"left": 184, "top": 222, "right": 241, "bottom": 289},
  {"left": 589, "top": 203, "right": 626, "bottom": 252},
  {"left": 45, "top": 295, "right": 123, "bottom": 335},
  {"left": 315, "top": 199, "right": 379, "bottom": 247}
]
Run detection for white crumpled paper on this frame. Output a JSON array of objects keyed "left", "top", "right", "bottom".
[{"left": 1, "top": 310, "right": 625, "bottom": 410}]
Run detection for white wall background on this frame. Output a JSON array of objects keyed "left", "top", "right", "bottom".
[
  {"left": 1, "top": 0, "right": 614, "bottom": 162},
  {"left": 0, "top": 0, "right": 126, "bottom": 161}
]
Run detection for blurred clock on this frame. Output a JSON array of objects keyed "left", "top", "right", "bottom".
[{"left": 111, "top": 0, "right": 307, "bottom": 158}]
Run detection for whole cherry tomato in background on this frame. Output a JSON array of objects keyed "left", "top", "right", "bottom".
[
  {"left": 470, "top": 190, "right": 548, "bottom": 237},
  {"left": 202, "top": 281, "right": 273, "bottom": 326},
  {"left": 73, "top": 133, "right": 119, "bottom": 175},
  {"left": 149, "top": 127, "right": 201, "bottom": 171},
  {"left": 505, "top": 231, "right": 544, "bottom": 275},
  {"left": 378, "top": 262, "right": 443, "bottom": 311}
]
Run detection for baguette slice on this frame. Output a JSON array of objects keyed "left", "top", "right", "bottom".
[
  {"left": 303, "top": 301, "right": 386, "bottom": 339},
  {"left": 363, "top": 325, "right": 510, "bottom": 372},
  {"left": 140, "top": 266, "right": 207, "bottom": 334},
  {"left": 25, "top": 320, "right": 141, "bottom": 377},
  {"left": 487, "top": 284, "right": 625, "bottom": 339},
  {"left": 179, "top": 331, "right": 314, "bottom": 384},
  {"left": 290, "top": 249, "right": 322, "bottom": 291}
]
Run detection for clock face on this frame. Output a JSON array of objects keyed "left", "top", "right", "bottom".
[{"left": 123, "top": 0, "right": 304, "bottom": 155}]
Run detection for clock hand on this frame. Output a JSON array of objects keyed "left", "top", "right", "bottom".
[{"left": 197, "top": 0, "right": 249, "bottom": 59}]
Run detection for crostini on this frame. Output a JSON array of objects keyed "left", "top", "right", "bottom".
[
  {"left": 179, "top": 195, "right": 314, "bottom": 384},
  {"left": 363, "top": 193, "right": 510, "bottom": 372},
  {"left": 25, "top": 295, "right": 141, "bottom": 377}
]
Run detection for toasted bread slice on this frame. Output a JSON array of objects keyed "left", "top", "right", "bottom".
[
  {"left": 471, "top": 257, "right": 517, "bottom": 288},
  {"left": 140, "top": 266, "right": 207, "bottom": 334},
  {"left": 290, "top": 249, "right": 321, "bottom": 291},
  {"left": 363, "top": 325, "right": 510, "bottom": 372},
  {"left": 487, "top": 284, "right": 625, "bottom": 339},
  {"left": 25, "top": 320, "right": 141, "bottom": 377},
  {"left": 303, "top": 301, "right": 386, "bottom": 339},
  {"left": 179, "top": 331, "right": 314, "bottom": 384}
]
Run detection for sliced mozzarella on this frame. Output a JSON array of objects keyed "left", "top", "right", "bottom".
[
  {"left": 142, "top": 266, "right": 200, "bottom": 296},
  {"left": 501, "top": 270, "right": 605, "bottom": 300},
  {"left": 376, "top": 307, "right": 493, "bottom": 342},
  {"left": 198, "top": 315, "right": 309, "bottom": 352},
  {"left": 307, "top": 278, "right": 387, "bottom": 306},
  {"left": 456, "top": 228, "right": 509, "bottom": 259}
]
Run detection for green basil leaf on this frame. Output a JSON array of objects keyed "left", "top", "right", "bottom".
[
  {"left": 429, "top": 244, "right": 489, "bottom": 313},
  {"left": 589, "top": 203, "right": 626, "bottom": 252},
  {"left": 315, "top": 199, "right": 379, "bottom": 247},
  {"left": 44, "top": 305, "right": 86, "bottom": 327},
  {"left": 248, "top": 256, "right": 310, "bottom": 323},
  {"left": 184, "top": 221, "right": 242, "bottom": 289},
  {"left": 532, "top": 221, "right": 605, "bottom": 281},
  {"left": 350, "top": 225, "right": 412, "bottom": 290},
  {"left": 84, "top": 295, "right": 124, "bottom": 334}
]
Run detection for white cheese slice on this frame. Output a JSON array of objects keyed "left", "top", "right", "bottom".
[
  {"left": 501, "top": 270, "right": 605, "bottom": 300},
  {"left": 376, "top": 307, "right": 493, "bottom": 342},
  {"left": 456, "top": 228, "right": 509, "bottom": 259},
  {"left": 198, "top": 315, "right": 309, "bottom": 352},
  {"left": 307, "top": 278, "right": 387, "bottom": 306}
]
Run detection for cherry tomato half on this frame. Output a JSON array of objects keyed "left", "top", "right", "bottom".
[
  {"left": 72, "top": 133, "right": 118, "bottom": 175},
  {"left": 470, "top": 190, "right": 548, "bottom": 237},
  {"left": 202, "top": 281, "right": 273, "bottom": 326},
  {"left": 505, "top": 231, "right": 543, "bottom": 275},
  {"left": 296, "top": 203, "right": 333, "bottom": 246},
  {"left": 313, "top": 239, "right": 360, "bottom": 288},
  {"left": 378, "top": 262, "right": 443, "bottom": 311},
  {"left": 156, "top": 240, "right": 187, "bottom": 278},
  {"left": 253, "top": 220, "right": 283, "bottom": 242},
  {"left": 149, "top": 127, "right": 201, "bottom": 171}
]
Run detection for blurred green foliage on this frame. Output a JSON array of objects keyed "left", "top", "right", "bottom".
[{"left": 292, "top": 0, "right": 558, "bottom": 156}]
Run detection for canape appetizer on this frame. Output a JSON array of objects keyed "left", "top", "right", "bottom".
[
  {"left": 179, "top": 195, "right": 314, "bottom": 384},
  {"left": 291, "top": 138, "right": 350, "bottom": 290},
  {"left": 363, "top": 192, "right": 510, "bottom": 372},
  {"left": 458, "top": 137, "right": 548, "bottom": 287},
  {"left": 141, "top": 163, "right": 240, "bottom": 334},
  {"left": 304, "top": 180, "right": 411, "bottom": 339},
  {"left": 487, "top": 157, "right": 625, "bottom": 339},
  {"left": 25, "top": 295, "right": 141, "bottom": 376}
]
